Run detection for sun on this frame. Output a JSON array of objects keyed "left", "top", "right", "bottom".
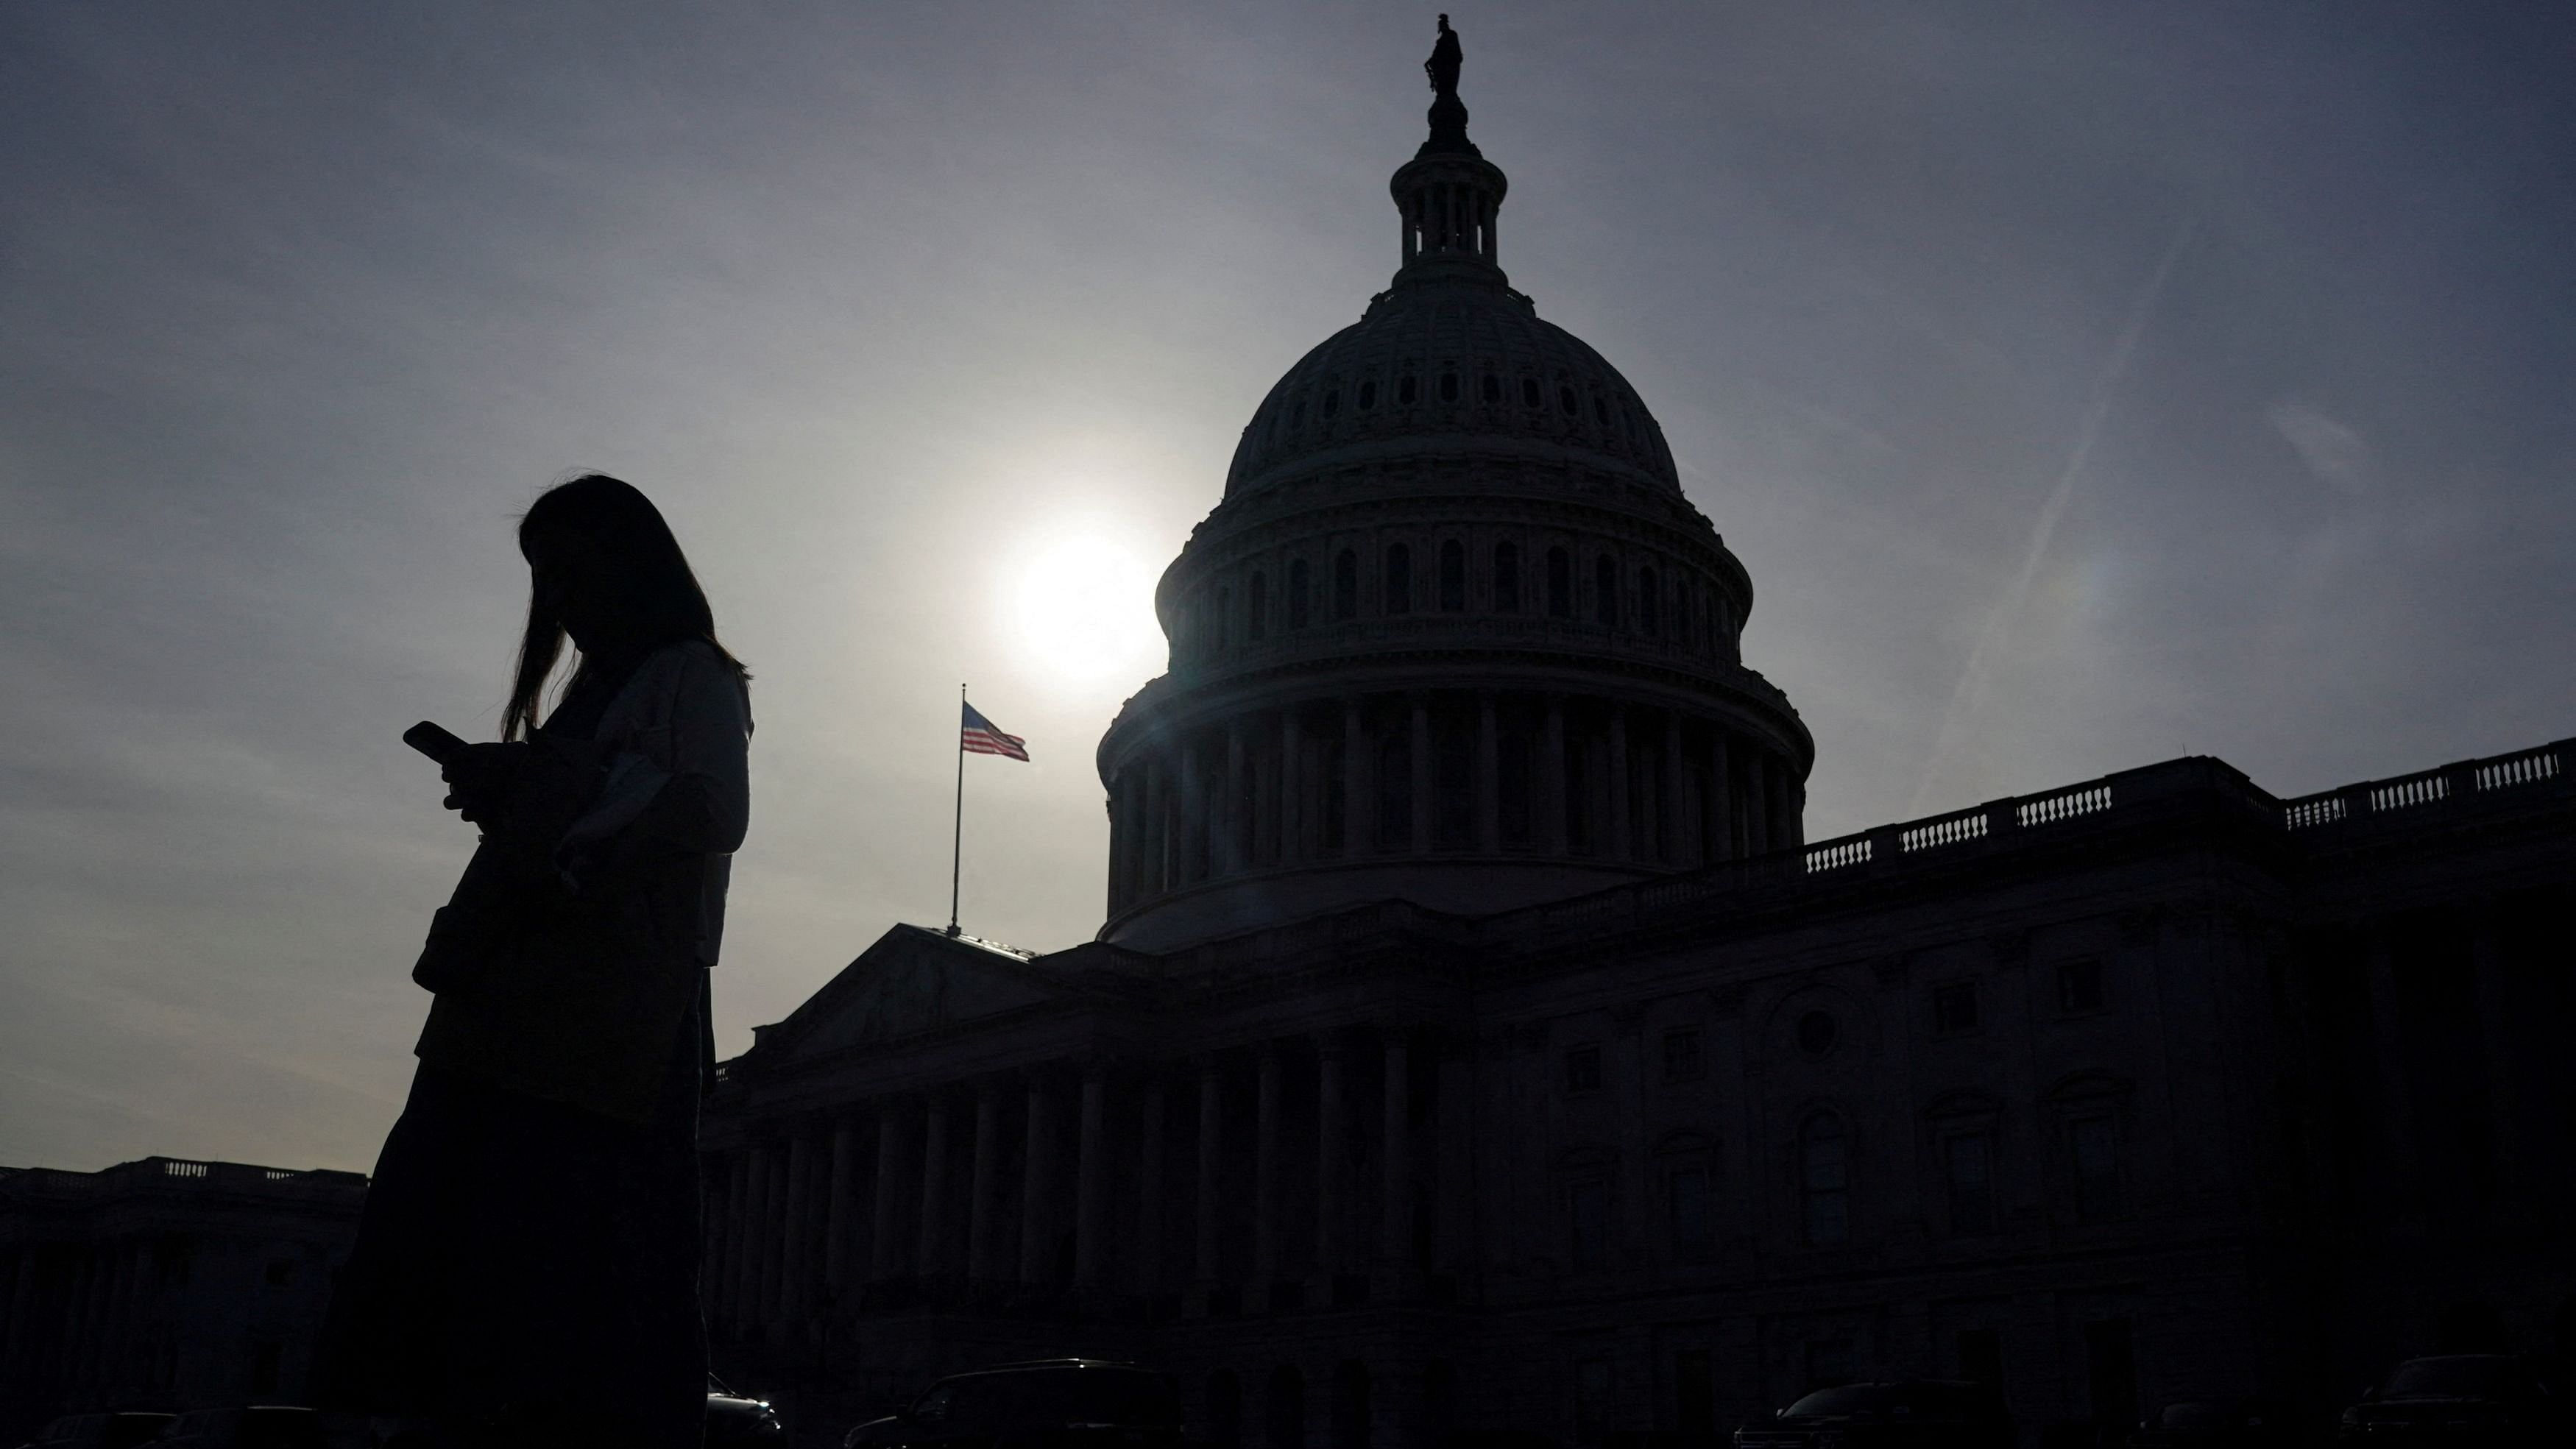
[{"left": 1010, "top": 531, "right": 1165, "bottom": 684}]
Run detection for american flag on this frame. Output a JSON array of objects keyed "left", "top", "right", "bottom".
[{"left": 960, "top": 701, "right": 1029, "bottom": 761}]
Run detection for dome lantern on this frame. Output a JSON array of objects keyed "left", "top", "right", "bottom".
[{"left": 1393, "top": 15, "right": 1507, "bottom": 278}]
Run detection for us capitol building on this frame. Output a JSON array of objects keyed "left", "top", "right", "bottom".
[{"left": 702, "top": 32, "right": 2575, "bottom": 1447}]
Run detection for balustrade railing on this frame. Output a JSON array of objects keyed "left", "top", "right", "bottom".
[{"left": 1496, "top": 736, "right": 2570, "bottom": 940}]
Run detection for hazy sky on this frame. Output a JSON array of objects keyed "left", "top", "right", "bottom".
[{"left": 4, "top": 1, "right": 2570, "bottom": 1175}]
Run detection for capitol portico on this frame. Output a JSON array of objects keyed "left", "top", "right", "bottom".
[{"left": 701, "top": 27, "right": 2576, "bottom": 1448}]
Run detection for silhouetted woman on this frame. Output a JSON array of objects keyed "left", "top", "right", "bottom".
[{"left": 322, "top": 475, "right": 751, "bottom": 1448}]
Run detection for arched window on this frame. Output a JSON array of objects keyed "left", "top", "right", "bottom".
[
  {"left": 1423, "top": 1361, "right": 1459, "bottom": 1437},
  {"left": 1376, "top": 730, "right": 1412, "bottom": 849},
  {"left": 1331, "top": 1360, "right": 1372, "bottom": 1449},
  {"left": 1522, "top": 377, "right": 1543, "bottom": 409},
  {"left": 1593, "top": 392, "right": 1610, "bottom": 425},
  {"left": 1398, "top": 374, "right": 1418, "bottom": 405},
  {"left": 1593, "top": 556, "right": 1619, "bottom": 627},
  {"left": 1216, "top": 585, "right": 1232, "bottom": 649},
  {"left": 1438, "top": 539, "right": 1465, "bottom": 611},
  {"left": 1493, "top": 542, "right": 1521, "bottom": 612},
  {"left": 1800, "top": 1114, "right": 1850, "bottom": 1247},
  {"left": 1334, "top": 550, "right": 1359, "bottom": 620},
  {"left": 1546, "top": 547, "right": 1573, "bottom": 619},
  {"left": 1559, "top": 383, "right": 1580, "bottom": 416},
  {"left": 1637, "top": 567, "right": 1660, "bottom": 637},
  {"left": 1439, "top": 370, "right": 1459, "bottom": 403},
  {"left": 1358, "top": 379, "right": 1378, "bottom": 411},
  {"left": 1266, "top": 1366, "right": 1305, "bottom": 1449},
  {"left": 1384, "top": 544, "right": 1412, "bottom": 614},
  {"left": 1248, "top": 573, "right": 1269, "bottom": 641},
  {"left": 1287, "top": 559, "right": 1311, "bottom": 630},
  {"left": 1434, "top": 720, "right": 1473, "bottom": 849},
  {"left": 1321, "top": 387, "right": 1340, "bottom": 418},
  {"left": 1497, "top": 725, "right": 1532, "bottom": 845},
  {"left": 1208, "top": 1370, "right": 1244, "bottom": 1449},
  {"left": 1568, "top": 1176, "right": 1610, "bottom": 1269},
  {"left": 1480, "top": 372, "right": 1501, "bottom": 404}
]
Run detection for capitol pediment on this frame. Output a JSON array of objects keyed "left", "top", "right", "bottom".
[{"left": 756, "top": 924, "right": 1072, "bottom": 1060}]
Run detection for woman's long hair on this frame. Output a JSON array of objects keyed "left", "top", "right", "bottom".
[{"left": 502, "top": 474, "right": 749, "bottom": 740}]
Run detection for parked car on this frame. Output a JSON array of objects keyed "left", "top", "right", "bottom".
[
  {"left": 152, "top": 1407, "right": 327, "bottom": 1449},
  {"left": 1736, "top": 1381, "right": 2014, "bottom": 1449},
  {"left": 15, "top": 1414, "right": 177, "bottom": 1449},
  {"left": 2130, "top": 1400, "right": 2297, "bottom": 1448},
  {"left": 709, "top": 1372, "right": 785, "bottom": 1445},
  {"left": 2338, "top": 1355, "right": 2563, "bottom": 1445},
  {"left": 844, "top": 1359, "right": 1184, "bottom": 1449}
]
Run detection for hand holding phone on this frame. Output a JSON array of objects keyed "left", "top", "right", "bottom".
[{"left": 404, "top": 720, "right": 472, "bottom": 767}]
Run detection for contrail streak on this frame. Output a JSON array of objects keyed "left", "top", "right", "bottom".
[{"left": 1903, "top": 214, "right": 2198, "bottom": 818}]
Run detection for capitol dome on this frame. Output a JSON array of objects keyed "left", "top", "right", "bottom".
[
  {"left": 1095, "top": 40, "right": 1811, "bottom": 952},
  {"left": 1223, "top": 275, "right": 1682, "bottom": 500}
]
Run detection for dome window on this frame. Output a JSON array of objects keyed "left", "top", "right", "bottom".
[
  {"left": 1334, "top": 550, "right": 1359, "bottom": 620},
  {"left": 1287, "top": 558, "right": 1312, "bottom": 629},
  {"left": 1493, "top": 542, "right": 1521, "bottom": 613},
  {"left": 1384, "top": 543, "right": 1412, "bottom": 614},
  {"left": 1592, "top": 393, "right": 1610, "bottom": 425},
  {"left": 1248, "top": 572, "right": 1269, "bottom": 641},
  {"left": 1438, "top": 539, "right": 1466, "bottom": 612},
  {"left": 1290, "top": 400, "right": 1306, "bottom": 429},
  {"left": 1593, "top": 556, "right": 1619, "bottom": 627},
  {"left": 1399, "top": 374, "right": 1419, "bottom": 405},
  {"left": 1358, "top": 380, "right": 1378, "bottom": 411},
  {"left": 1322, "top": 388, "right": 1340, "bottom": 418},
  {"left": 1440, "top": 370, "right": 1460, "bottom": 403},
  {"left": 1559, "top": 384, "right": 1580, "bottom": 417},
  {"left": 1546, "top": 547, "right": 1573, "bottom": 619},
  {"left": 1482, "top": 372, "right": 1502, "bottom": 404},
  {"left": 1522, "top": 378, "right": 1543, "bottom": 409},
  {"left": 1638, "top": 567, "right": 1660, "bottom": 638}
]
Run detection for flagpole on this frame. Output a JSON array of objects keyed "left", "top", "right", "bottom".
[{"left": 949, "top": 683, "right": 965, "bottom": 938}]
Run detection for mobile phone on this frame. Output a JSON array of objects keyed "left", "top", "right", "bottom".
[{"left": 403, "top": 721, "right": 473, "bottom": 767}]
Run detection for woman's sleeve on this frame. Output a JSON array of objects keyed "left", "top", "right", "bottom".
[
  {"left": 633, "top": 647, "right": 752, "bottom": 857},
  {"left": 553, "top": 648, "right": 750, "bottom": 886}
]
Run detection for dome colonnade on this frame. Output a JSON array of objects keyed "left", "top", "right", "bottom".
[{"left": 1097, "top": 41, "right": 1812, "bottom": 951}]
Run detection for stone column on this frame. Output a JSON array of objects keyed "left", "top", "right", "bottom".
[
  {"left": 1279, "top": 709, "right": 1303, "bottom": 864},
  {"left": 916, "top": 1096, "right": 953, "bottom": 1277},
  {"left": 1223, "top": 722, "right": 1248, "bottom": 874},
  {"left": 726, "top": 1152, "right": 752, "bottom": 1328},
  {"left": 1254, "top": 1044, "right": 1283, "bottom": 1283},
  {"left": 1342, "top": 700, "right": 1367, "bottom": 856},
  {"left": 780, "top": 1131, "right": 817, "bottom": 1321},
  {"left": 1754, "top": 755, "right": 1777, "bottom": 854},
  {"left": 1665, "top": 710, "right": 1691, "bottom": 866},
  {"left": 1178, "top": 736, "right": 1205, "bottom": 884},
  {"left": 1608, "top": 707, "right": 1632, "bottom": 860},
  {"left": 732, "top": 1142, "right": 771, "bottom": 1328},
  {"left": 967, "top": 1084, "right": 1005, "bottom": 1283},
  {"left": 1316, "top": 1039, "right": 1348, "bottom": 1275},
  {"left": 2467, "top": 901, "right": 2528, "bottom": 1200},
  {"left": 1409, "top": 695, "right": 1433, "bottom": 851},
  {"left": 2364, "top": 941, "right": 2423, "bottom": 1229},
  {"left": 1381, "top": 1032, "right": 1412, "bottom": 1268},
  {"left": 1476, "top": 692, "right": 1501, "bottom": 851},
  {"left": 1543, "top": 696, "right": 1568, "bottom": 854},
  {"left": 871, "top": 1103, "right": 909, "bottom": 1281},
  {"left": 1104, "top": 774, "right": 1128, "bottom": 914},
  {"left": 1019, "top": 1073, "right": 1057, "bottom": 1283},
  {"left": 1142, "top": 756, "right": 1168, "bottom": 896},
  {"left": 1774, "top": 761, "right": 1802, "bottom": 847},
  {"left": 824, "top": 1117, "right": 860, "bottom": 1295},
  {"left": 755, "top": 1144, "right": 787, "bottom": 1321},
  {"left": 1195, "top": 1058, "right": 1225, "bottom": 1286},
  {"left": 1075, "top": 1066, "right": 1111, "bottom": 1289},
  {"left": 1137, "top": 1075, "right": 1168, "bottom": 1296},
  {"left": 1708, "top": 731, "right": 1735, "bottom": 860}
]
